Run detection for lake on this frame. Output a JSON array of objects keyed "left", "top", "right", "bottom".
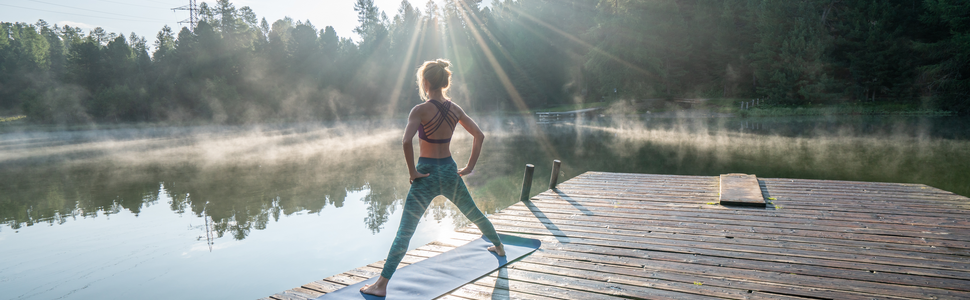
[{"left": 1, "top": 115, "right": 968, "bottom": 300}]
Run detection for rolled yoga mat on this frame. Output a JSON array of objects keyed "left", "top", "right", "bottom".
[{"left": 314, "top": 234, "right": 541, "bottom": 300}]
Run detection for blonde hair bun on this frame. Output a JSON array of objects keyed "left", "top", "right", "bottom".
[
  {"left": 434, "top": 59, "right": 450, "bottom": 68},
  {"left": 417, "top": 59, "right": 453, "bottom": 101}
]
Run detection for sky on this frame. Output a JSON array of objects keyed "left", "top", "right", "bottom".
[{"left": 0, "top": 0, "right": 485, "bottom": 44}]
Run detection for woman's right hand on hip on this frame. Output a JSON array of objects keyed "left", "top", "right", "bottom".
[{"left": 410, "top": 171, "right": 430, "bottom": 184}]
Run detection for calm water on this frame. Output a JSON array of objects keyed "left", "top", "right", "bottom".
[{"left": 1, "top": 115, "right": 968, "bottom": 300}]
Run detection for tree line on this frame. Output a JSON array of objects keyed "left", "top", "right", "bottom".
[{"left": 0, "top": 0, "right": 967, "bottom": 124}]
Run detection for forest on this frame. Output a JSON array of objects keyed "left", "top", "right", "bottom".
[{"left": 0, "top": 0, "right": 967, "bottom": 124}]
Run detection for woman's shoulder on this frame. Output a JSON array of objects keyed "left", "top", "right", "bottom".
[
  {"left": 411, "top": 101, "right": 432, "bottom": 111},
  {"left": 447, "top": 100, "right": 467, "bottom": 117},
  {"left": 410, "top": 101, "right": 437, "bottom": 119}
]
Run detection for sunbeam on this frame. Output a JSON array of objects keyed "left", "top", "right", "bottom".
[
  {"left": 385, "top": 17, "right": 427, "bottom": 117},
  {"left": 503, "top": 4, "right": 659, "bottom": 81}
]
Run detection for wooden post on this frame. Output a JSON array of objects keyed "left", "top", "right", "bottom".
[
  {"left": 549, "top": 160, "right": 562, "bottom": 190},
  {"left": 520, "top": 164, "right": 535, "bottom": 202}
]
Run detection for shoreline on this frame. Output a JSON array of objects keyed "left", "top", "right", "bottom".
[{"left": 520, "top": 100, "right": 956, "bottom": 118}]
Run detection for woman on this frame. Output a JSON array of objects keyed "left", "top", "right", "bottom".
[{"left": 361, "top": 59, "right": 505, "bottom": 297}]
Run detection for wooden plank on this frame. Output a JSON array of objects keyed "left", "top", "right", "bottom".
[
  {"left": 565, "top": 175, "right": 964, "bottom": 202},
  {"left": 532, "top": 191, "right": 969, "bottom": 224},
  {"left": 487, "top": 214, "right": 970, "bottom": 256},
  {"left": 529, "top": 198, "right": 970, "bottom": 233},
  {"left": 302, "top": 280, "right": 344, "bottom": 294},
  {"left": 458, "top": 227, "right": 970, "bottom": 297},
  {"left": 288, "top": 288, "right": 323, "bottom": 298},
  {"left": 476, "top": 265, "right": 723, "bottom": 299},
  {"left": 539, "top": 184, "right": 970, "bottom": 210},
  {"left": 321, "top": 273, "right": 369, "bottom": 287},
  {"left": 436, "top": 295, "right": 472, "bottom": 300},
  {"left": 465, "top": 224, "right": 970, "bottom": 281},
  {"left": 484, "top": 216, "right": 970, "bottom": 264},
  {"left": 553, "top": 184, "right": 963, "bottom": 206},
  {"left": 456, "top": 230, "right": 970, "bottom": 299},
  {"left": 496, "top": 206, "right": 970, "bottom": 250},
  {"left": 520, "top": 253, "right": 908, "bottom": 300},
  {"left": 530, "top": 193, "right": 970, "bottom": 228},
  {"left": 268, "top": 292, "right": 309, "bottom": 300},
  {"left": 505, "top": 201, "right": 970, "bottom": 241},
  {"left": 496, "top": 204, "right": 966, "bottom": 261},
  {"left": 506, "top": 262, "right": 797, "bottom": 300}
]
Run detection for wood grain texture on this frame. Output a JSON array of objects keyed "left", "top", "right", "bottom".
[
  {"left": 264, "top": 172, "right": 970, "bottom": 300},
  {"left": 719, "top": 173, "right": 768, "bottom": 207}
]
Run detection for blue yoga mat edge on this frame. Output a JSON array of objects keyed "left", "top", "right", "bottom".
[{"left": 314, "top": 234, "right": 541, "bottom": 300}]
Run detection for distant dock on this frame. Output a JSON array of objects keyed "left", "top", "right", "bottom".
[
  {"left": 536, "top": 108, "right": 602, "bottom": 123},
  {"left": 263, "top": 171, "right": 970, "bottom": 299}
]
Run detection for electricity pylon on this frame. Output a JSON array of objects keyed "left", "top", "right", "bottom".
[{"left": 172, "top": 0, "right": 199, "bottom": 30}]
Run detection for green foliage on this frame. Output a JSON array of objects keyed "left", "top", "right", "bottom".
[
  {"left": 751, "top": 0, "right": 837, "bottom": 104},
  {"left": 21, "top": 85, "right": 90, "bottom": 124},
  {"left": 0, "top": 22, "right": 51, "bottom": 110},
  {"left": 919, "top": 0, "right": 970, "bottom": 113},
  {"left": 90, "top": 84, "right": 148, "bottom": 122},
  {"left": 1, "top": 0, "right": 968, "bottom": 124}
]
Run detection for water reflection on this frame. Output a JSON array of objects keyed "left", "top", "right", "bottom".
[{"left": 1, "top": 116, "right": 968, "bottom": 238}]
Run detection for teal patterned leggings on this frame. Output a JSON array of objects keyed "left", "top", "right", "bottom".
[{"left": 381, "top": 156, "right": 502, "bottom": 279}]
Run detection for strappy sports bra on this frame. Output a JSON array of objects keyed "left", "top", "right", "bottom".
[{"left": 418, "top": 99, "right": 459, "bottom": 144}]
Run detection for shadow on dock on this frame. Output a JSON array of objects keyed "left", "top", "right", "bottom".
[{"left": 522, "top": 198, "right": 571, "bottom": 244}]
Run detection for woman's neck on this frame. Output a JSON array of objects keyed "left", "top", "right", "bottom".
[{"left": 427, "top": 90, "right": 445, "bottom": 101}]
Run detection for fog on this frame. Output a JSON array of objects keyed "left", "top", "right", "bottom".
[{"left": 2, "top": 115, "right": 968, "bottom": 236}]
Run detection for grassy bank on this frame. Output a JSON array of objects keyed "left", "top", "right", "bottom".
[
  {"left": 562, "top": 98, "right": 958, "bottom": 117},
  {"left": 690, "top": 99, "right": 955, "bottom": 117},
  {"left": 0, "top": 115, "right": 26, "bottom": 123},
  {"left": 736, "top": 104, "right": 954, "bottom": 117}
]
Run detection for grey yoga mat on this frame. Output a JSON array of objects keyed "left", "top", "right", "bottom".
[{"left": 314, "top": 234, "right": 541, "bottom": 300}]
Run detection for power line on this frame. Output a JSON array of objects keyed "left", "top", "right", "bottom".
[
  {"left": 97, "top": 0, "right": 171, "bottom": 10},
  {"left": 143, "top": 0, "right": 184, "bottom": 6},
  {"left": 28, "top": 0, "right": 170, "bottom": 22},
  {"left": 0, "top": 3, "right": 163, "bottom": 23}
]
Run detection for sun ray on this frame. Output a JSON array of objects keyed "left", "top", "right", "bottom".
[
  {"left": 503, "top": 4, "right": 658, "bottom": 80},
  {"left": 385, "top": 17, "right": 428, "bottom": 117},
  {"left": 450, "top": 1, "right": 526, "bottom": 94},
  {"left": 450, "top": 0, "right": 527, "bottom": 113},
  {"left": 442, "top": 6, "right": 472, "bottom": 108}
]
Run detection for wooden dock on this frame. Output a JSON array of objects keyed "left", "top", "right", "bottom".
[
  {"left": 535, "top": 108, "right": 602, "bottom": 123},
  {"left": 263, "top": 171, "right": 970, "bottom": 299}
]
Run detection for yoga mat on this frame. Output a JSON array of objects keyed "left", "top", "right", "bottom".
[{"left": 314, "top": 234, "right": 541, "bottom": 300}]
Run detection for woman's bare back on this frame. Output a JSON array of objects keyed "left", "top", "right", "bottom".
[{"left": 414, "top": 99, "right": 467, "bottom": 158}]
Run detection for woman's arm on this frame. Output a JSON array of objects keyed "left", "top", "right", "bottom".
[
  {"left": 456, "top": 105, "right": 484, "bottom": 176},
  {"left": 403, "top": 106, "right": 430, "bottom": 183}
]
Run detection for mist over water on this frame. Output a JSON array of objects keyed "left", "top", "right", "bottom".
[{"left": 1, "top": 115, "right": 968, "bottom": 300}]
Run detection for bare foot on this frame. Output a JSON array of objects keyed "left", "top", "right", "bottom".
[
  {"left": 360, "top": 276, "right": 389, "bottom": 297},
  {"left": 488, "top": 244, "right": 506, "bottom": 256}
]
